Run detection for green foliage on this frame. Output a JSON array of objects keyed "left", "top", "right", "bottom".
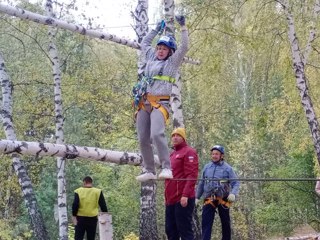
[
  {"left": 124, "top": 232, "right": 139, "bottom": 240},
  {"left": 1, "top": 0, "right": 320, "bottom": 239},
  {"left": 0, "top": 220, "right": 14, "bottom": 240}
]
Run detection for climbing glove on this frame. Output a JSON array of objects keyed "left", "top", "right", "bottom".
[
  {"left": 227, "top": 193, "right": 236, "bottom": 202},
  {"left": 175, "top": 15, "right": 186, "bottom": 26},
  {"left": 155, "top": 20, "right": 164, "bottom": 32}
]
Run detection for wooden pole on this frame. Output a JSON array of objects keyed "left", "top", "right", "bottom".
[{"left": 98, "top": 212, "right": 113, "bottom": 239}]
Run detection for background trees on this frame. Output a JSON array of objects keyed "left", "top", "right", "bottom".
[{"left": 0, "top": 0, "right": 320, "bottom": 239}]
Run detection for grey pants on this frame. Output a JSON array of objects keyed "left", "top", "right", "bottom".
[{"left": 136, "top": 105, "right": 171, "bottom": 173}]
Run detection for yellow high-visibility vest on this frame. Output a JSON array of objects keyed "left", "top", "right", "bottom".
[{"left": 75, "top": 187, "right": 101, "bottom": 217}]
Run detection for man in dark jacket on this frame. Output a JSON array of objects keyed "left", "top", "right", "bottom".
[
  {"left": 165, "top": 127, "right": 199, "bottom": 240},
  {"left": 72, "top": 176, "right": 108, "bottom": 240}
]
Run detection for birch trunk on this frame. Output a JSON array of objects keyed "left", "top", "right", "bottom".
[
  {"left": 279, "top": 0, "right": 320, "bottom": 165},
  {"left": 164, "top": 0, "right": 184, "bottom": 128},
  {"left": 285, "top": 234, "right": 320, "bottom": 240},
  {"left": 0, "top": 53, "right": 49, "bottom": 239},
  {"left": 164, "top": 0, "right": 201, "bottom": 238},
  {"left": 0, "top": 3, "right": 199, "bottom": 65},
  {"left": 98, "top": 213, "right": 113, "bottom": 239},
  {"left": 45, "top": 1, "right": 68, "bottom": 239},
  {"left": 133, "top": 1, "right": 159, "bottom": 239},
  {"left": 0, "top": 139, "right": 148, "bottom": 164},
  {"left": 139, "top": 181, "right": 158, "bottom": 240},
  {"left": 133, "top": 0, "right": 149, "bottom": 80}
]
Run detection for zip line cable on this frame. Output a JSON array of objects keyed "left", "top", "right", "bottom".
[
  {"left": 112, "top": 166, "right": 320, "bottom": 183},
  {"left": 153, "top": 177, "right": 320, "bottom": 182}
]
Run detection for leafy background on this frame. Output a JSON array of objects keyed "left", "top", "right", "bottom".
[{"left": 0, "top": 0, "right": 320, "bottom": 239}]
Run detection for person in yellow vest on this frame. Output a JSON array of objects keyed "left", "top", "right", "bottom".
[{"left": 72, "top": 176, "right": 108, "bottom": 240}]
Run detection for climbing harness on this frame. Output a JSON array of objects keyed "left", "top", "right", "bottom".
[
  {"left": 204, "top": 195, "right": 231, "bottom": 209},
  {"left": 132, "top": 76, "right": 154, "bottom": 107},
  {"left": 132, "top": 57, "right": 175, "bottom": 124},
  {"left": 136, "top": 94, "right": 170, "bottom": 124},
  {"left": 132, "top": 72, "right": 175, "bottom": 124}
]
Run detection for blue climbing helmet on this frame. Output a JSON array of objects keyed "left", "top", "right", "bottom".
[
  {"left": 210, "top": 145, "right": 225, "bottom": 154},
  {"left": 157, "top": 35, "right": 177, "bottom": 52}
]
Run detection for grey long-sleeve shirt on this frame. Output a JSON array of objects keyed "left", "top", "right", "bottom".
[{"left": 140, "top": 28, "right": 189, "bottom": 96}]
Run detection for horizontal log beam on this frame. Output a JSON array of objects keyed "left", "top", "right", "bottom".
[
  {"left": 0, "top": 139, "right": 145, "bottom": 165},
  {"left": 285, "top": 234, "right": 320, "bottom": 240},
  {"left": 0, "top": 3, "right": 200, "bottom": 65}
]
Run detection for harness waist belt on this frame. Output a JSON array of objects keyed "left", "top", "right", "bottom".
[
  {"left": 144, "top": 95, "right": 170, "bottom": 102},
  {"left": 135, "top": 94, "right": 170, "bottom": 125},
  {"left": 204, "top": 196, "right": 231, "bottom": 208}
]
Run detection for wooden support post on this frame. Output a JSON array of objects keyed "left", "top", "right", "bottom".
[{"left": 98, "top": 212, "right": 113, "bottom": 239}]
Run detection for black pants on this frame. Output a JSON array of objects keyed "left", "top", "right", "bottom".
[
  {"left": 202, "top": 203, "right": 231, "bottom": 240},
  {"left": 165, "top": 198, "right": 195, "bottom": 240},
  {"left": 75, "top": 216, "right": 98, "bottom": 240}
]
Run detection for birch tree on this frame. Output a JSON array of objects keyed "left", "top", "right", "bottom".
[
  {"left": 45, "top": 0, "right": 68, "bottom": 239},
  {"left": 132, "top": 1, "right": 159, "bottom": 239},
  {"left": 0, "top": 53, "right": 49, "bottom": 239},
  {"left": 164, "top": 0, "right": 201, "bottom": 238},
  {"left": 278, "top": 0, "right": 320, "bottom": 166},
  {"left": 165, "top": 0, "right": 185, "bottom": 128},
  {"left": 0, "top": 2, "right": 200, "bottom": 238}
]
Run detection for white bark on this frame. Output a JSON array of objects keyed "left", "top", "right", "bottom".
[
  {"left": 279, "top": 0, "right": 320, "bottom": 165},
  {"left": 0, "top": 139, "right": 152, "bottom": 165},
  {"left": 98, "top": 213, "right": 113, "bottom": 239},
  {"left": 45, "top": 1, "right": 68, "bottom": 239},
  {"left": 164, "top": 0, "right": 185, "bottom": 128},
  {"left": 164, "top": 0, "right": 175, "bottom": 37},
  {"left": 0, "top": 3, "right": 200, "bottom": 65},
  {"left": 139, "top": 181, "right": 158, "bottom": 240},
  {"left": 285, "top": 234, "right": 320, "bottom": 240},
  {"left": 171, "top": 76, "right": 184, "bottom": 128},
  {"left": 133, "top": 1, "right": 159, "bottom": 239},
  {"left": 0, "top": 53, "right": 49, "bottom": 239},
  {"left": 302, "top": 0, "right": 320, "bottom": 66},
  {"left": 132, "top": 0, "right": 149, "bottom": 44},
  {"left": 133, "top": 0, "right": 149, "bottom": 79}
]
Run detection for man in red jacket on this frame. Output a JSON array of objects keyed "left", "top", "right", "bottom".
[{"left": 165, "top": 127, "right": 199, "bottom": 240}]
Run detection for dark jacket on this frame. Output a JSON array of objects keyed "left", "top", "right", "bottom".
[{"left": 165, "top": 141, "right": 199, "bottom": 205}]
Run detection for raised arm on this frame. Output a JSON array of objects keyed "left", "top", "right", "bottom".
[
  {"left": 140, "top": 21, "right": 163, "bottom": 58},
  {"left": 171, "top": 16, "right": 189, "bottom": 66}
]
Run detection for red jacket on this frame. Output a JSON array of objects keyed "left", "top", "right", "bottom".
[{"left": 165, "top": 141, "right": 199, "bottom": 205}]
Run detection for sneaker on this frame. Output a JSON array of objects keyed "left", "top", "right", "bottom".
[
  {"left": 158, "top": 168, "right": 173, "bottom": 179},
  {"left": 136, "top": 171, "right": 157, "bottom": 182}
]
